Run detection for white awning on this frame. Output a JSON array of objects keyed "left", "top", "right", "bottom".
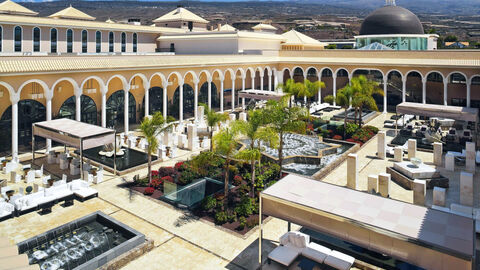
[
  {"left": 32, "top": 118, "right": 115, "bottom": 150},
  {"left": 396, "top": 102, "right": 479, "bottom": 123},
  {"left": 238, "top": 90, "right": 285, "bottom": 101}
]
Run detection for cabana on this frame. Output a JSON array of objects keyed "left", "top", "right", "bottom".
[
  {"left": 396, "top": 102, "right": 479, "bottom": 123},
  {"left": 238, "top": 89, "right": 285, "bottom": 101},
  {"left": 32, "top": 119, "right": 117, "bottom": 178},
  {"left": 259, "top": 174, "right": 475, "bottom": 269}
]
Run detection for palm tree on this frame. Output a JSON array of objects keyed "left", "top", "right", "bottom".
[
  {"left": 202, "top": 103, "right": 229, "bottom": 151},
  {"left": 350, "top": 75, "right": 384, "bottom": 128},
  {"left": 297, "top": 79, "right": 325, "bottom": 122},
  {"left": 139, "top": 112, "right": 171, "bottom": 184},
  {"left": 264, "top": 99, "right": 306, "bottom": 178},
  {"left": 325, "top": 85, "right": 354, "bottom": 139},
  {"left": 212, "top": 123, "right": 242, "bottom": 199},
  {"left": 234, "top": 109, "right": 278, "bottom": 198},
  {"left": 276, "top": 78, "right": 303, "bottom": 107}
]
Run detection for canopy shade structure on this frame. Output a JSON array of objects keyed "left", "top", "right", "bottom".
[
  {"left": 32, "top": 119, "right": 117, "bottom": 177},
  {"left": 396, "top": 102, "right": 479, "bottom": 123},
  {"left": 238, "top": 90, "right": 285, "bottom": 101},
  {"left": 259, "top": 174, "right": 474, "bottom": 269},
  {"left": 33, "top": 118, "right": 115, "bottom": 150}
]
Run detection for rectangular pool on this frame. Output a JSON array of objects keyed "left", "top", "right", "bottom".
[{"left": 161, "top": 178, "right": 226, "bottom": 209}]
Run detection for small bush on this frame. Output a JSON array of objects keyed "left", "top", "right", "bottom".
[
  {"left": 201, "top": 196, "right": 217, "bottom": 212},
  {"left": 227, "top": 211, "right": 237, "bottom": 223},
  {"left": 161, "top": 176, "right": 173, "bottom": 183},
  {"left": 158, "top": 167, "right": 177, "bottom": 178},
  {"left": 235, "top": 196, "right": 253, "bottom": 217},
  {"left": 166, "top": 116, "right": 176, "bottom": 123},
  {"left": 336, "top": 123, "right": 358, "bottom": 138},
  {"left": 237, "top": 216, "right": 247, "bottom": 230},
  {"left": 174, "top": 161, "right": 185, "bottom": 171},
  {"left": 135, "top": 177, "right": 149, "bottom": 187},
  {"left": 150, "top": 178, "right": 162, "bottom": 189},
  {"left": 233, "top": 175, "right": 243, "bottom": 186},
  {"left": 214, "top": 211, "right": 228, "bottom": 225},
  {"left": 144, "top": 187, "right": 155, "bottom": 195}
]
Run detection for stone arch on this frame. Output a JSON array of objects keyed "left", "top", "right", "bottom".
[
  {"left": 426, "top": 71, "right": 445, "bottom": 105},
  {"left": 106, "top": 74, "right": 128, "bottom": 92},
  {"left": 149, "top": 72, "right": 167, "bottom": 87},
  {"left": 405, "top": 70, "right": 424, "bottom": 103},
  {"left": 447, "top": 71, "right": 467, "bottom": 106},
  {"left": 18, "top": 79, "right": 49, "bottom": 97}
]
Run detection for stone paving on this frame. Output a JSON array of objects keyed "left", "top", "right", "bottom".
[{"left": 1, "top": 112, "right": 478, "bottom": 270}]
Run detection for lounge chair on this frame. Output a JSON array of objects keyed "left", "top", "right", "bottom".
[
  {"left": 0, "top": 201, "right": 14, "bottom": 220},
  {"left": 35, "top": 165, "right": 43, "bottom": 178},
  {"left": 324, "top": 251, "right": 355, "bottom": 270},
  {"left": 69, "top": 180, "right": 98, "bottom": 201}
]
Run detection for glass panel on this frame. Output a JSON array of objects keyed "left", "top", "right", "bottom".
[
  {"left": 51, "top": 28, "right": 57, "bottom": 53},
  {"left": 82, "top": 30, "right": 88, "bottom": 53},
  {"left": 33, "top": 27, "right": 40, "bottom": 52},
  {"left": 121, "top": 32, "right": 126, "bottom": 52},
  {"left": 109, "top": 32, "right": 114, "bottom": 52},
  {"left": 0, "top": 26, "right": 2, "bottom": 52},
  {"left": 14, "top": 26, "right": 21, "bottom": 52},
  {"left": 96, "top": 31, "right": 101, "bottom": 53},
  {"left": 133, "top": 33, "right": 137, "bottom": 53},
  {"left": 67, "top": 29, "right": 73, "bottom": 53}
]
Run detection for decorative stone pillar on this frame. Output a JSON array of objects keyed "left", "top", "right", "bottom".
[
  {"left": 197, "top": 105, "right": 204, "bottom": 123},
  {"left": 10, "top": 93, "right": 19, "bottom": 159},
  {"left": 207, "top": 80, "right": 212, "bottom": 109},
  {"left": 378, "top": 173, "right": 391, "bottom": 198},
  {"left": 408, "top": 139, "right": 416, "bottom": 160},
  {"left": 377, "top": 131, "right": 386, "bottom": 159},
  {"left": 394, "top": 146, "right": 403, "bottom": 162},
  {"left": 239, "top": 112, "right": 247, "bottom": 121},
  {"left": 460, "top": 171, "right": 474, "bottom": 206},
  {"left": 467, "top": 78, "right": 472, "bottom": 108},
  {"left": 220, "top": 79, "right": 224, "bottom": 112},
  {"left": 422, "top": 77, "right": 427, "bottom": 104},
  {"left": 383, "top": 75, "right": 388, "bottom": 113},
  {"left": 332, "top": 74, "right": 337, "bottom": 106},
  {"left": 124, "top": 86, "right": 130, "bottom": 134},
  {"left": 402, "top": 77, "right": 407, "bottom": 103},
  {"left": 231, "top": 76, "right": 235, "bottom": 111},
  {"left": 433, "top": 142, "right": 443, "bottom": 167},
  {"left": 443, "top": 77, "right": 448, "bottom": 106},
  {"left": 187, "top": 124, "right": 197, "bottom": 151},
  {"left": 367, "top": 175, "right": 378, "bottom": 194},
  {"left": 445, "top": 153, "right": 455, "bottom": 171},
  {"left": 413, "top": 179, "right": 426, "bottom": 206},
  {"left": 466, "top": 142, "right": 475, "bottom": 173},
  {"left": 347, "top": 154, "right": 358, "bottom": 190},
  {"left": 194, "top": 79, "right": 199, "bottom": 120},
  {"left": 144, "top": 82, "right": 150, "bottom": 117},
  {"left": 179, "top": 83, "right": 184, "bottom": 122},
  {"left": 433, "top": 186, "right": 446, "bottom": 207}
]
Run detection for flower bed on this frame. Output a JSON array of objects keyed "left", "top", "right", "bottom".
[
  {"left": 318, "top": 123, "right": 379, "bottom": 146},
  {"left": 126, "top": 151, "right": 282, "bottom": 235}
]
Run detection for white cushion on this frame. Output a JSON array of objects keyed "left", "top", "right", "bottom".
[
  {"left": 302, "top": 242, "right": 332, "bottom": 263},
  {"left": 324, "top": 251, "right": 355, "bottom": 270},
  {"left": 267, "top": 245, "right": 300, "bottom": 266}
]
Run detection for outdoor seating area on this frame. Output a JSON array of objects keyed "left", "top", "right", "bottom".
[{"left": 267, "top": 231, "right": 355, "bottom": 270}]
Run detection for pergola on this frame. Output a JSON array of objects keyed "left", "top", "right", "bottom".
[
  {"left": 259, "top": 174, "right": 474, "bottom": 269},
  {"left": 237, "top": 89, "right": 285, "bottom": 101},
  {"left": 396, "top": 102, "right": 479, "bottom": 123},
  {"left": 32, "top": 118, "right": 117, "bottom": 178}
]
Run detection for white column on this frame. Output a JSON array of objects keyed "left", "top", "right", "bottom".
[
  {"left": 101, "top": 91, "right": 106, "bottom": 127},
  {"left": 303, "top": 74, "right": 308, "bottom": 104},
  {"left": 274, "top": 71, "right": 279, "bottom": 91},
  {"left": 163, "top": 82, "right": 168, "bottom": 120},
  {"left": 260, "top": 76, "right": 264, "bottom": 91},
  {"left": 45, "top": 93, "right": 52, "bottom": 151},
  {"left": 242, "top": 76, "right": 246, "bottom": 109},
  {"left": 11, "top": 94, "right": 19, "bottom": 159},
  {"left": 318, "top": 74, "right": 323, "bottom": 103},
  {"left": 144, "top": 83, "right": 150, "bottom": 117},
  {"left": 268, "top": 72, "right": 272, "bottom": 91},
  {"left": 467, "top": 78, "right": 471, "bottom": 108},
  {"left": 251, "top": 75, "right": 255, "bottom": 90},
  {"left": 383, "top": 76, "right": 388, "bottom": 113},
  {"left": 194, "top": 80, "right": 199, "bottom": 120},
  {"left": 332, "top": 74, "right": 337, "bottom": 106},
  {"left": 207, "top": 80, "right": 212, "bottom": 109},
  {"left": 402, "top": 77, "right": 407, "bottom": 103},
  {"left": 422, "top": 77, "right": 427, "bottom": 104},
  {"left": 220, "top": 79, "right": 224, "bottom": 112},
  {"left": 231, "top": 77, "right": 235, "bottom": 111},
  {"left": 443, "top": 77, "right": 448, "bottom": 106},
  {"left": 179, "top": 83, "right": 184, "bottom": 122},
  {"left": 124, "top": 87, "right": 129, "bottom": 134},
  {"left": 75, "top": 93, "right": 81, "bottom": 121}
]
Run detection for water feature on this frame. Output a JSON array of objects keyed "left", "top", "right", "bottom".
[
  {"left": 18, "top": 212, "right": 144, "bottom": 270},
  {"left": 332, "top": 108, "right": 376, "bottom": 122},
  {"left": 161, "top": 178, "right": 227, "bottom": 209},
  {"left": 79, "top": 146, "right": 157, "bottom": 172}
]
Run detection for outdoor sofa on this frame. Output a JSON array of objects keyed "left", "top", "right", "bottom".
[
  {"left": 267, "top": 231, "right": 355, "bottom": 269},
  {"left": 0, "top": 200, "right": 14, "bottom": 221}
]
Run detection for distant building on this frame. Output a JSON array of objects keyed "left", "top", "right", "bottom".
[{"left": 355, "top": 1, "right": 438, "bottom": 50}]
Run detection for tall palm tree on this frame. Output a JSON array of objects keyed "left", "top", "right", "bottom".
[
  {"left": 276, "top": 78, "right": 303, "bottom": 107},
  {"left": 234, "top": 109, "right": 278, "bottom": 198},
  {"left": 264, "top": 98, "right": 306, "bottom": 177},
  {"left": 325, "top": 85, "right": 354, "bottom": 139},
  {"left": 297, "top": 79, "right": 325, "bottom": 122},
  {"left": 139, "top": 112, "right": 171, "bottom": 184},
  {"left": 202, "top": 103, "right": 229, "bottom": 151},
  {"left": 351, "top": 75, "right": 384, "bottom": 128},
  {"left": 212, "top": 123, "right": 242, "bottom": 198}
]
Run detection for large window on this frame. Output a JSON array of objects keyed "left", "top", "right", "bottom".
[
  {"left": 0, "top": 26, "right": 2, "bottom": 52},
  {"left": 109, "top": 32, "right": 114, "bottom": 52},
  {"left": 14, "top": 26, "right": 22, "bottom": 52},
  {"left": 66, "top": 29, "right": 73, "bottom": 53},
  {"left": 133, "top": 33, "right": 137, "bottom": 53},
  {"left": 95, "top": 31, "right": 101, "bottom": 53},
  {"left": 50, "top": 28, "right": 57, "bottom": 53},
  {"left": 121, "top": 32, "right": 126, "bottom": 52},
  {"left": 33, "top": 27, "right": 40, "bottom": 52},
  {"left": 82, "top": 30, "right": 88, "bottom": 53}
]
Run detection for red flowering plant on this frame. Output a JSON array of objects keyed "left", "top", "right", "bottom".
[
  {"left": 161, "top": 176, "right": 174, "bottom": 183},
  {"left": 158, "top": 167, "right": 176, "bottom": 178},
  {"left": 151, "top": 170, "right": 159, "bottom": 179},
  {"left": 306, "top": 124, "right": 314, "bottom": 132},
  {"left": 150, "top": 178, "right": 163, "bottom": 189},
  {"left": 144, "top": 187, "right": 155, "bottom": 195},
  {"left": 233, "top": 175, "right": 243, "bottom": 186},
  {"left": 332, "top": 135, "right": 343, "bottom": 140},
  {"left": 174, "top": 161, "right": 185, "bottom": 171}
]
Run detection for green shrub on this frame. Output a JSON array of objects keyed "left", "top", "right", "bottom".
[
  {"left": 135, "top": 177, "right": 149, "bottom": 187},
  {"left": 235, "top": 196, "right": 254, "bottom": 217},
  {"left": 363, "top": 125, "right": 379, "bottom": 134},
  {"left": 313, "top": 118, "right": 328, "bottom": 129},
  {"left": 336, "top": 123, "right": 358, "bottom": 138},
  {"left": 167, "top": 116, "right": 176, "bottom": 123},
  {"left": 214, "top": 211, "right": 228, "bottom": 225},
  {"left": 237, "top": 216, "right": 247, "bottom": 230},
  {"left": 177, "top": 169, "right": 199, "bottom": 185},
  {"left": 202, "top": 196, "right": 217, "bottom": 212},
  {"left": 227, "top": 211, "right": 237, "bottom": 223}
]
